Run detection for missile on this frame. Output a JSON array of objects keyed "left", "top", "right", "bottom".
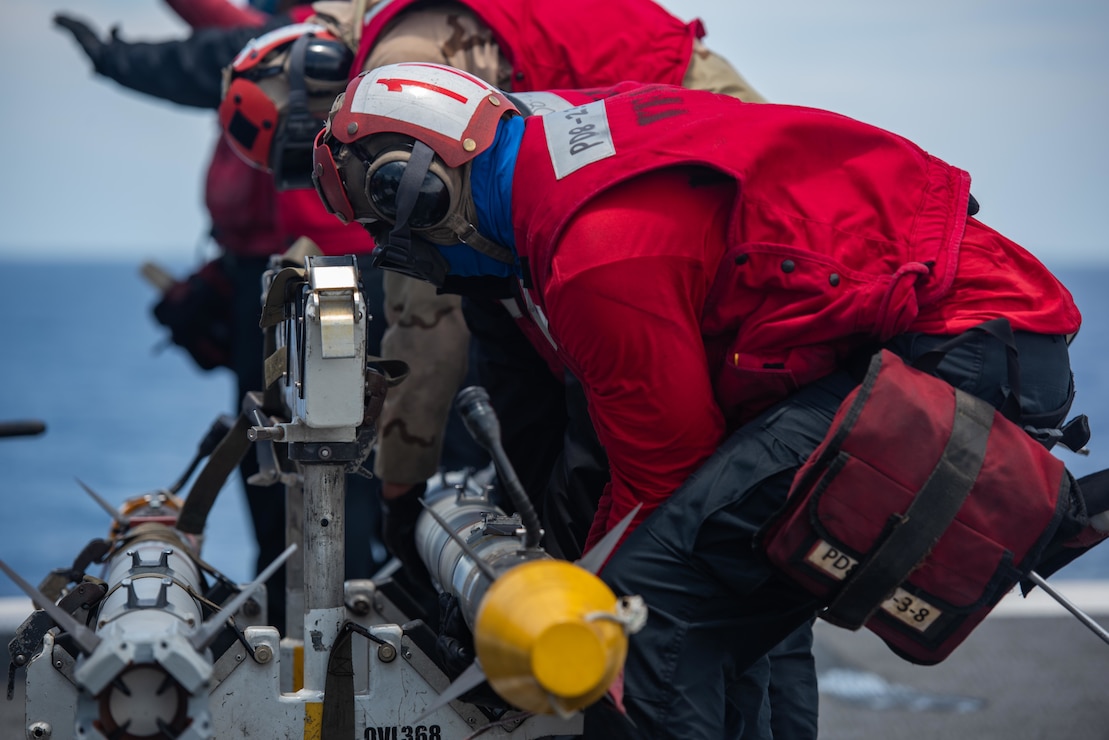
[
  {"left": 413, "top": 388, "right": 645, "bottom": 718},
  {"left": 2, "top": 483, "right": 294, "bottom": 740}
]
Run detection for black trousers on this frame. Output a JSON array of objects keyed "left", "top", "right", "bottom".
[{"left": 592, "top": 330, "right": 1073, "bottom": 739}]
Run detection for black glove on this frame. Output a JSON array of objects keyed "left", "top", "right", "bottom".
[
  {"left": 435, "top": 591, "right": 474, "bottom": 676},
  {"left": 381, "top": 483, "right": 440, "bottom": 599},
  {"left": 54, "top": 14, "right": 118, "bottom": 73},
  {"left": 151, "top": 258, "right": 234, "bottom": 371},
  {"left": 435, "top": 592, "right": 510, "bottom": 709}
]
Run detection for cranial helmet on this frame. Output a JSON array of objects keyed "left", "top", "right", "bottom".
[
  {"left": 219, "top": 22, "right": 354, "bottom": 190},
  {"left": 312, "top": 62, "right": 520, "bottom": 286}
]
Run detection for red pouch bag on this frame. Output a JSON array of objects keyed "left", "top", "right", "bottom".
[{"left": 761, "top": 349, "right": 1071, "bottom": 664}]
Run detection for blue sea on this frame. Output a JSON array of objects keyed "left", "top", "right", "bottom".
[{"left": 0, "top": 258, "right": 1107, "bottom": 597}]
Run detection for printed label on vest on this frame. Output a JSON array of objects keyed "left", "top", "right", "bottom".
[
  {"left": 510, "top": 91, "right": 575, "bottom": 116},
  {"left": 543, "top": 101, "right": 615, "bottom": 179},
  {"left": 806, "top": 540, "right": 942, "bottom": 632}
]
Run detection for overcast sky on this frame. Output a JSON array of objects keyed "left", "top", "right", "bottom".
[{"left": 1, "top": 0, "right": 1106, "bottom": 267}]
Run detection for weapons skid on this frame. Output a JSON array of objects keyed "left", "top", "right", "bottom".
[{"left": 8, "top": 253, "right": 637, "bottom": 738}]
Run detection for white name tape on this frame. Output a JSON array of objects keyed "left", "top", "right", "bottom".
[
  {"left": 806, "top": 540, "right": 942, "bottom": 632},
  {"left": 543, "top": 100, "right": 615, "bottom": 180},
  {"left": 511, "top": 91, "right": 575, "bottom": 117}
]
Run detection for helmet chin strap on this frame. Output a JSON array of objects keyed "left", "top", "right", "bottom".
[
  {"left": 372, "top": 140, "right": 451, "bottom": 286},
  {"left": 442, "top": 212, "right": 515, "bottom": 264},
  {"left": 392, "top": 139, "right": 435, "bottom": 231}
]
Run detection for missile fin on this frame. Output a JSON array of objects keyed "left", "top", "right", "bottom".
[
  {"left": 413, "top": 660, "right": 488, "bottom": 724},
  {"left": 575, "top": 503, "right": 642, "bottom": 575},
  {"left": 188, "top": 543, "right": 297, "bottom": 651},
  {"left": 75, "top": 478, "right": 129, "bottom": 529},
  {"left": 0, "top": 559, "right": 101, "bottom": 655}
]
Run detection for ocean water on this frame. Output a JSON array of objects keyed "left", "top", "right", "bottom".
[
  {"left": 0, "top": 259, "right": 1107, "bottom": 598},
  {"left": 0, "top": 260, "right": 253, "bottom": 593}
]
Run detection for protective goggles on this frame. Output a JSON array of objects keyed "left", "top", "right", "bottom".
[
  {"left": 363, "top": 148, "right": 454, "bottom": 229},
  {"left": 312, "top": 134, "right": 455, "bottom": 230}
]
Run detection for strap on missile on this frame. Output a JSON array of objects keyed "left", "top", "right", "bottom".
[{"left": 177, "top": 412, "right": 254, "bottom": 536}]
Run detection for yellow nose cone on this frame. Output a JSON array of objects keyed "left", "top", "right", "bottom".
[{"left": 473, "top": 559, "right": 628, "bottom": 716}]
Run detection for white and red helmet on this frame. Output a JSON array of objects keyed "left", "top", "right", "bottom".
[
  {"left": 312, "top": 62, "right": 519, "bottom": 226},
  {"left": 311, "top": 63, "right": 520, "bottom": 286},
  {"left": 219, "top": 22, "right": 353, "bottom": 189}
]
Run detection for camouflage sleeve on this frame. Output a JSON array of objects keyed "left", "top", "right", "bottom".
[
  {"left": 362, "top": 4, "right": 511, "bottom": 89},
  {"left": 683, "top": 39, "right": 767, "bottom": 103},
  {"left": 364, "top": 6, "right": 509, "bottom": 486},
  {"left": 373, "top": 272, "right": 471, "bottom": 485}
]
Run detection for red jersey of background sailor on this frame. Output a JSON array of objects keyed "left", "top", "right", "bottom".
[{"left": 350, "top": 0, "right": 703, "bottom": 89}]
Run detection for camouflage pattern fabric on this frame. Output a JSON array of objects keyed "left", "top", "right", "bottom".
[
  {"left": 683, "top": 39, "right": 767, "bottom": 103},
  {"left": 373, "top": 271, "right": 472, "bottom": 485}
]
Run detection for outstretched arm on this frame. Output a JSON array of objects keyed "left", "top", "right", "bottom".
[{"left": 54, "top": 13, "right": 289, "bottom": 109}]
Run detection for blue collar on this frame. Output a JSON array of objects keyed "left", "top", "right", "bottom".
[
  {"left": 471, "top": 115, "right": 523, "bottom": 249},
  {"left": 434, "top": 116, "right": 523, "bottom": 279}
]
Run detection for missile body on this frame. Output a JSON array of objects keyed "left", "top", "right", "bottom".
[
  {"left": 414, "top": 471, "right": 641, "bottom": 716},
  {"left": 76, "top": 530, "right": 214, "bottom": 739}
]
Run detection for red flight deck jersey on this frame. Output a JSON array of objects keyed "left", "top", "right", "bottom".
[{"left": 506, "top": 84, "right": 1080, "bottom": 540}]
